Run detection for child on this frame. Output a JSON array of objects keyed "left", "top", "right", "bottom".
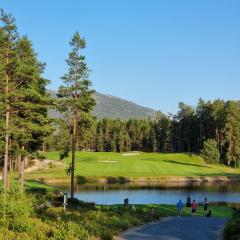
[{"left": 177, "top": 199, "right": 183, "bottom": 217}]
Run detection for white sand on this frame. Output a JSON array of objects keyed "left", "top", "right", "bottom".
[
  {"left": 121, "top": 152, "right": 140, "bottom": 156},
  {"left": 98, "top": 160, "right": 118, "bottom": 163}
]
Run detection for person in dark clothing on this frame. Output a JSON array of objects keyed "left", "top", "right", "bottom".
[
  {"left": 186, "top": 194, "right": 191, "bottom": 213},
  {"left": 124, "top": 198, "right": 129, "bottom": 207},
  {"left": 204, "top": 197, "right": 209, "bottom": 212}
]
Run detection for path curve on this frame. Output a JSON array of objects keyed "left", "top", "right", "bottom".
[{"left": 115, "top": 217, "right": 228, "bottom": 240}]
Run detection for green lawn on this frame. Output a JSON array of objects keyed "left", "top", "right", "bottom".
[
  {"left": 25, "top": 151, "right": 240, "bottom": 181},
  {"left": 106, "top": 204, "right": 234, "bottom": 218},
  {"left": 24, "top": 180, "right": 55, "bottom": 192}
]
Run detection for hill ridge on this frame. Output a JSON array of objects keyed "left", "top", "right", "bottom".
[{"left": 48, "top": 89, "right": 157, "bottom": 119}]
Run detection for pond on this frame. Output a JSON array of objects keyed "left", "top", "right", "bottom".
[{"left": 57, "top": 181, "right": 240, "bottom": 205}]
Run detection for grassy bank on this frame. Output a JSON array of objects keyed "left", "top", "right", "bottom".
[
  {"left": 0, "top": 180, "right": 234, "bottom": 240},
  {"left": 25, "top": 152, "right": 240, "bottom": 182},
  {"left": 0, "top": 186, "right": 234, "bottom": 240}
]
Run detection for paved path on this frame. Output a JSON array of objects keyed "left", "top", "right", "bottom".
[{"left": 116, "top": 217, "right": 228, "bottom": 240}]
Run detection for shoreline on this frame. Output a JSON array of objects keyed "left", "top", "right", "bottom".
[{"left": 28, "top": 175, "right": 240, "bottom": 185}]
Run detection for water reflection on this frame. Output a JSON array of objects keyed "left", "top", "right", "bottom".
[{"left": 55, "top": 182, "right": 240, "bottom": 205}]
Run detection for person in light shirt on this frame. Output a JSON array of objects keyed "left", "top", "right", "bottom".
[{"left": 177, "top": 199, "right": 183, "bottom": 217}]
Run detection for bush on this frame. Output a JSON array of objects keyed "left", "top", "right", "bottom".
[
  {"left": 201, "top": 139, "right": 220, "bottom": 164},
  {"left": 0, "top": 184, "right": 34, "bottom": 223},
  {"left": 224, "top": 209, "right": 240, "bottom": 240}
]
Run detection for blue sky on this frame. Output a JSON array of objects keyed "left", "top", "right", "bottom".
[{"left": 1, "top": 0, "right": 240, "bottom": 113}]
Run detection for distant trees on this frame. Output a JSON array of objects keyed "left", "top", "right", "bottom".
[
  {"left": 58, "top": 32, "right": 95, "bottom": 199},
  {"left": 47, "top": 99, "right": 240, "bottom": 168}
]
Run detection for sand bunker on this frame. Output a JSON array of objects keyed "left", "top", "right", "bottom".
[
  {"left": 122, "top": 152, "right": 140, "bottom": 156},
  {"left": 98, "top": 160, "right": 118, "bottom": 163}
]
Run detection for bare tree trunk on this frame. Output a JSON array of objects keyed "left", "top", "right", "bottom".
[
  {"left": 9, "top": 139, "right": 12, "bottom": 172},
  {"left": 227, "top": 141, "right": 232, "bottom": 166},
  {"left": 3, "top": 51, "right": 10, "bottom": 189},
  {"left": 19, "top": 157, "right": 25, "bottom": 193},
  {"left": 70, "top": 115, "right": 77, "bottom": 199},
  {"left": 17, "top": 154, "right": 21, "bottom": 171},
  {"left": 19, "top": 146, "right": 25, "bottom": 194},
  {"left": 3, "top": 103, "right": 10, "bottom": 188}
]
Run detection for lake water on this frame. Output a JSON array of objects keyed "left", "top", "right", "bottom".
[{"left": 58, "top": 182, "right": 240, "bottom": 205}]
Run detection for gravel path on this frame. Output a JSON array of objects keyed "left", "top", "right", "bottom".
[{"left": 116, "top": 217, "right": 228, "bottom": 240}]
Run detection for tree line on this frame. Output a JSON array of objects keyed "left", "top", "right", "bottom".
[{"left": 46, "top": 99, "right": 240, "bottom": 168}]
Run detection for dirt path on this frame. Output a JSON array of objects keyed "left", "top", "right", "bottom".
[
  {"left": 25, "top": 159, "right": 65, "bottom": 172},
  {"left": 115, "top": 217, "right": 228, "bottom": 240}
]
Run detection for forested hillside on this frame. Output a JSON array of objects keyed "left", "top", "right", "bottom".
[{"left": 48, "top": 90, "right": 157, "bottom": 120}]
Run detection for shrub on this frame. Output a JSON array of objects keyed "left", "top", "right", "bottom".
[
  {"left": 0, "top": 184, "right": 34, "bottom": 223},
  {"left": 224, "top": 209, "right": 240, "bottom": 240},
  {"left": 201, "top": 139, "right": 220, "bottom": 164}
]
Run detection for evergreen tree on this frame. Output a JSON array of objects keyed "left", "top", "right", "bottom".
[
  {"left": 0, "top": 10, "right": 53, "bottom": 191},
  {"left": 110, "top": 133, "right": 117, "bottom": 152},
  {"left": 201, "top": 139, "right": 220, "bottom": 164},
  {"left": 96, "top": 122, "right": 104, "bottom": 152},
  {"left": 13, "top": 36, "right": 53, "bottom": 192},
  {"left": 224, "top": 101, "right": 240, "bottom": 167},
  {"left": 0, "top": 9, "right": 18, "bottom": 188},
  {"left": 58, "top": 32, "right": 95, "bottom": 199},
  {"left": 212, "top": 99, "right": 225, "bottom": 154},
  {"left": 117, "top": 130, "right": 124, "bottom": 152}
]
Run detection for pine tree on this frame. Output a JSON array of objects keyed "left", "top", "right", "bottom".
[
  {"left": 0, "top": 9, "right": 18, "bottom": 187},
  {"left": 224, "top": 101, "right": 240, "bottom": 167},
  {"left": 201, "top": 139, "right": 220, "bottom": 164},
  {"left": 13, "top": 36, "right": 53, "bottom": 192},
  {"left": 58, "top": 32, "right": 95, "bottom": 199},
  {"left": 96, "top": 122, "right": 104, "bottom": 152},
  {"left": 117, "top": 130, "right": 124, "bottom": 152}
]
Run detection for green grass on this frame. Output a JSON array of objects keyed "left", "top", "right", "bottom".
[
  {"left": 25, "top": 151, "right": 240, "bottom": 180},
  {"left": 24, "top": 180, "right": 55, "bottom": 192},
  {"left": 130, "top": 204, "right": 234, "bottom": 218}
]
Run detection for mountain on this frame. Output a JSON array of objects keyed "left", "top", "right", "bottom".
[{"left": 48, "top": 90, "right": 157, "bottom": 120}]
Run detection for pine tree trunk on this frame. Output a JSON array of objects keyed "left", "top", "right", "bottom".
[
  {"left": 227, "top": 141, "right": 232, "bottom": 166},
  {"left": 71, "top": 115, "right": 77, "bottom": 199},
  {"left": 3, "top": 102, "right": 10, "bottom": 188},
  {"left": 19, "top": 146, "right": 25, "bottom": 193},
  {"left": 3, "top": 50, "right": 10, "bottom": 188},
  {"left": 9, "top": 139, "right": 12, "bottom": 172}
]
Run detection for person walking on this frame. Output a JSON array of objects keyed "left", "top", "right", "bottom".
[
  {"left": 186, "top": 194, "right": 191, "bottom": 213},
  {"left": 191, "top": 200, "right": 198, "bottom": 216},
  {"left": 177, "top": 199, "right": 183, "bottom": 217},
  {"left": 204, "top": 197, "right": 209, "bottom": 213}
]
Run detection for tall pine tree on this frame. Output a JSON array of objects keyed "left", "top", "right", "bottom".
[
  {"left": 58, "top": 32, "right": 95, "bottom": 199},
  {"left": 0, "top": 9, "right": 18, "bottom": 187}
]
